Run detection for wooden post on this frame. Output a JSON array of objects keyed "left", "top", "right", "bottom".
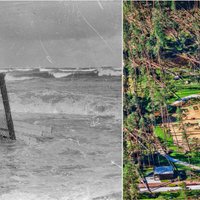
[{"left": 0, "top": 73, "right": 16, "bottom": 140}]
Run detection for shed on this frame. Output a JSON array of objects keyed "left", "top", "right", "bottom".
[{"left": 154, "top": 166, "right": 174, "bottom": 180}]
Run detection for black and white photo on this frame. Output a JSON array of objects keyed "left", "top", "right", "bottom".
[{"left": 0, "top": 1, "right": 122, "bottom": 199}]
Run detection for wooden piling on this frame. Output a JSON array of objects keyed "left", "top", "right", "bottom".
[{"left": 0, "top": 73, "right": 16, "bottom": 140}]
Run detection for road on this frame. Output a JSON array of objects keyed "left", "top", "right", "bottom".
[
  {"left": 140, "top": 184, "right": 200, "bottom": 193},
  {"left": 164, "top": 155, "right": 200, "bottom": 170}
]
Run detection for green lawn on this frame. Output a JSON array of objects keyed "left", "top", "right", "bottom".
[
  {"left": 168, "top": 88, "right": 200, "bottom": 104},
  {"left": 168, "top": 81, "right": 200, "bottom": 104},
  {"left": 154, "top": 126, "right": 200, "bottom": 167},
  {"left": 170, "top": 152, "right": 200, "bottom": 167},
  {"left": 154, "top": 126, "right": 173, "bottom": 146},
  {"left": 154, "top": 126, "right": 180, "bottom": 154},
  {"left": 176, "top": 88, "right": 200, "bottom": 98}
]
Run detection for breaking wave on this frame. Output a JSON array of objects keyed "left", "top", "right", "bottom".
[
  {"left": 2, "top": 66, "right": 121, "bottom": 82},
  {"left": 5, "top": 74, "right": 35, "bottom": 81},
  {"left": 14, "top": 68, "right": 34, "bottom": 72},
  {"left": 9, "top": 91, "right": 121, "bottom": 118},
  {"left": 98, "top": 67, "right": 121, "bottom": 77},
  {"left": 39, "top": 68, "right": 54, "bottom": 72},
  {"left": 49, "top": 72, "right": 72, "bottom": 78}
]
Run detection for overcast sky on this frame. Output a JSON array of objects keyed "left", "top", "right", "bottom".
[{"left": 0, "top": 1, "right": 121, "bottom": 68}]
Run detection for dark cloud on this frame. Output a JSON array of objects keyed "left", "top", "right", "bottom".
[
  {"left": 0, "top": 1, "right": 121, "bottom": 40},
  {"left": 0, "top": 1, "right": 121, "bottom": 68}
]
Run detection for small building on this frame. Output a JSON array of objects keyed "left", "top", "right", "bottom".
[{"left": 154, "top": 166, "right": 174, "bottom": 180}]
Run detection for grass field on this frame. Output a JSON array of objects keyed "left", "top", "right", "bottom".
[
  {"left": 170, "top": 152, "right": 200, "bottom": 167},
  {"left": 154, "top": 126, "right": 200, "bottom": 168},
  {"left": 168, "top": 88, "right": 200, "bottom": 104},
  {"left": 154, "top": 126, "right": 173, "bottom": 146}
]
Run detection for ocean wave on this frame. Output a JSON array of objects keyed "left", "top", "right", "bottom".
[
  {"left": 39, "top": 68, "right": 54, "bottom": 72},
  {"left": 5, "top": 74, "right": 35, "bottom": 82},
  {"left": 0, "top": 191, "right": 56, "bottom": 200},
  {"left": 0, "top": 68, "right": 34, "bottom": 73},
  {"left": 49, "top": 72, "right": 72, "bottom": 78},
  {"left": 98, "top": 67, "right": 121, "bottom": 77},
  {"left": 59, "top": 68, "right": 97, "bottom": 72},
  {"left": 9, "top": 91, "right": 121, "bottom": 118},
  {"left": 0, "top": 69, "right": 8, "bottom": 73},
  {"left": 1, "top": 67, "right": 121, "bottom": 82},
  {"left": 14, "top": 68, "right": 34, "bottom": 72}
]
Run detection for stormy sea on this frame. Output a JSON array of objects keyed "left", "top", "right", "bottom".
[{"left": 0, "top": 67, "right": 121, "bottom": 200}]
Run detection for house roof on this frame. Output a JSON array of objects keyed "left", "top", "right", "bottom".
[{"left": 154, "top": 166, "right": 174, "bottom": 175}]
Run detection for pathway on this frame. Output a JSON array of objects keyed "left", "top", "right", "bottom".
[
  {"left": 164, "top": 154, "right": 200, "bottom": 170},
  {"left": 140, "top": 184, "right": 200, "bottom": 193}
]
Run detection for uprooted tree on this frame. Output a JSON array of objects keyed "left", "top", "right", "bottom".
[{"left": 123, "top": 1, "right": 200, "bottom": 199}]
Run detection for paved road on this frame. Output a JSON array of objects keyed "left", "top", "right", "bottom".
[
  {"left": 145, "top": 176, "right": 161, "bottom": 184},
  {"left": 171, "top": 94, "right": 200, "bottom": 106},
  {"left": 164, "top": 155, "right": 200, "bottom": 170},
  {"left": 140, "top": 185, "right": 200, "bottom": 193}
]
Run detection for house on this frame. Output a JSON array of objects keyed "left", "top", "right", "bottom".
[{"left": 154, "top": 166, "right": 174, "bottom": 180}]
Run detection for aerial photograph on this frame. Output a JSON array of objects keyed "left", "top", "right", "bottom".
[
  {"left": 123, "top": 1, "right": 200, "bottom": 199},
  {"left": 0, "top": 1, "right": 122, "bottom": 200}
]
